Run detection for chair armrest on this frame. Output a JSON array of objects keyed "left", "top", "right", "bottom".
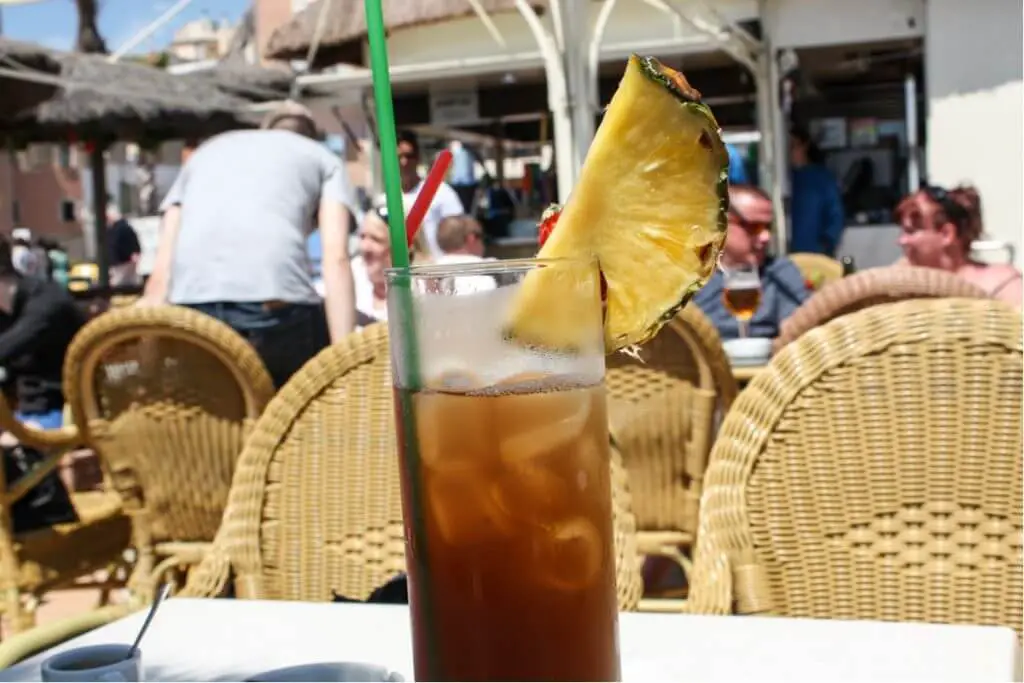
[
  {"left": 0, "top": 603, "right": 139, "bottom": 668},
  {"left": 0, "top": 393, "right": 82, "bottom": 451}
]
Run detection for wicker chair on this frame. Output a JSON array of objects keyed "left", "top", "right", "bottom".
[
  {"left": 0, "top": 394, "right": 129, "bottom": 634},
  {"left": 63, "top": 306, "right": 274, "bottom": 602},
  {"left": 689, "top": 298, "right": 1023, "bottom": 636},
  {"left": 609, "top": 382, "right": 715, "bottom": 588},
  {"left": 789, "top": 252, "right": 845, "bottom": 291},
  {"left": 605, "top": 306, "right": 731, "bottom": 593},
  {"left": 775, "top": 266, "right": 991, "bottom": 352},
  {"left": 607, "top": 306, "right": 737, "bottom": 412},
  {"left": 180, "top": 323, "right": 643, "bottom": 610}
]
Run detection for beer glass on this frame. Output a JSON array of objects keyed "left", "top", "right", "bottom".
[
  {"left": 721, "top": 263, "right": 762, "bottom": 338},
  {"left": 386, "top": 258, "right": 621, "bottom": 682}
]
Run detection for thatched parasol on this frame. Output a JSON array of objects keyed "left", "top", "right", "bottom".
[
  {"left": 265, "top": 0, "right": 543, "bottom": 66},
  {"left": 0, "top": 38, "right": 61, "bottom": 123},
  {"left": 0, "top": 48, "right": 260, "bottom": 290},
  {"left": 0, "top": 50, "right": 258, "bottom": 144},
  {"left": 181, "top": 64, "right": 296, "bottom": 103}
]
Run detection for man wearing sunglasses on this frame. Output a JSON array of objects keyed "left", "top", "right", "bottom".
[{"left": 693, "top": 184, "right": 810, "bottom": 340}]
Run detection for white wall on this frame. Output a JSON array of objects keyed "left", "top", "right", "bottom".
[
  {"left": 926, "top": 0, "right": 1023, "bottom": 267},
  {"left": 763, "top": 0, "right": 924, "bottom": 49}
]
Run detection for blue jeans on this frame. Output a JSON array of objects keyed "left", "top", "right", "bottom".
[{"left": 187, "top": 302, "right": 330, "bottom": 389}]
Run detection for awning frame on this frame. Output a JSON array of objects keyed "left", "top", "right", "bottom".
[{"left": 293, "top": 0, "right": 788, "bottom": 244}]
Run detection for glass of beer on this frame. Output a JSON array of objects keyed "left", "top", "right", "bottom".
[
  {"left": 721, "top": 263, "right": 762, "bottom": 337},
  {"left": 386, "top": 258, "right": 620, "bottom": 682}
]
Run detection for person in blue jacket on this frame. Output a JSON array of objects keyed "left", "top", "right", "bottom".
[
  {"left": 727, "top": 143, "right": 750, "bottom": 185},
  {"left": 788, "top": 126, "right": 845, "bottom": 255}
]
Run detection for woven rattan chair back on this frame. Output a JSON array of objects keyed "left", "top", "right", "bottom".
[
  {"left": 610, "top": 382, "right": 716, "bottom": 543},
  {"left": 183, "top": 323, "right": 644, "bottom": 609},
  {"left": 607, "top": 305, "right": 736, "bottom": 413},
  {"left": 64, "top": 306, "right": 274, "bottom": 550},
  {"left": 775, "top": 266, "right": 990, "bottom": 351},
  {"left": 690, "top": 298, "right": 1022, "bottom": 635},
  {"left": 605, "top": 306, "right": 731, "bottom": 583}
]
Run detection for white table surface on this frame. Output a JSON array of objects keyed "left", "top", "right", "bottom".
[{"left": 2, "top": 599, "right": 1020, "bottom": 682}]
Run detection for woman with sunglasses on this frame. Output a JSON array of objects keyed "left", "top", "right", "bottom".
[{"left": 895, "top": 185, "right": 1021, "bottom": 307}]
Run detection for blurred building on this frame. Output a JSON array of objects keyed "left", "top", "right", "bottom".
[{"left": 168, "top": 17, "right": 237, "bottom": 63}]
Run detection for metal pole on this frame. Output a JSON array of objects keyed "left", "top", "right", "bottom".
[
  {"left": 904, "top": 73, "right": 920, "bottom": 192},
  {"left": 514, "top": 0, "right": 575, "bottom": 203},
  {"left": 89, "top": 146, "right": 109, "bottom": 289},
  {"left": 561, "top": 0, "right": 594, "bottom": 177},
  {"left": 767, "top": 46, "right": 788, "bottom": 255},
  {"left": 108, "top": 0, "right": 196, "bottom": 62},
  {"left": 589, "top": 0, "right": 620, "bottom": 113}
]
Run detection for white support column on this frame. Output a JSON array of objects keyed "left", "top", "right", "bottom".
[
  {"left": 645, "top": 0, "right": 759, "bottom": 72},
  {"left": 560, "top": 0, "right": 595, "bottom": 178},
  {"left": 765, "top": 49, "right": 789, "bottom": 254},
  {"left": 514, "top": 0, "right": 576, "bottom": 203},
  {"left": 589, "top": 0, "right": 621, "bottom": 113}
]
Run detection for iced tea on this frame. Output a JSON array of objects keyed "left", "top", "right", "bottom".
[{"left": 396, "top": 374, "right": 620, "bottom": 682}]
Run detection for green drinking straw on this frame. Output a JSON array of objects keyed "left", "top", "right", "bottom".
[{"left": 362, "top": 0, "right": 437, "bottom": 677}]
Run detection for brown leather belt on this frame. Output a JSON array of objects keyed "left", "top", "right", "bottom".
[{"left": 261, "top": 300, "right": 290, "bottom": 312}]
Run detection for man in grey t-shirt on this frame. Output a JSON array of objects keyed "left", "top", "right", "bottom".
[{"left": 141, "top": 102, "right": 356, "bottom": 387}]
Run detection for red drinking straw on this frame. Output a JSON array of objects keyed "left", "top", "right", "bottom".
[{"left": 405, "top": 149, "right": 453, "bottom": 247}]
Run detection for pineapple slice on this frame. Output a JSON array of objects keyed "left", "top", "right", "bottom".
[{"left": 506, "top": 55, "right": 728, "bottom": 353}]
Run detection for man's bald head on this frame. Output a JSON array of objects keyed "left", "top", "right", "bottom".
[
  {"left": 261, "top": 101, "right": 319, "bottom": 139},
  {"left": 728, "top": 184, "right": 772, "bottom": 216}
]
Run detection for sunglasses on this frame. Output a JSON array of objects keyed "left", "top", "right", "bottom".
[
  {"left": 920, "top": 183, "right": 969, "bottom": 223},
  {"left": 729, "top": 207, "right": 772, "bottom": 234}
]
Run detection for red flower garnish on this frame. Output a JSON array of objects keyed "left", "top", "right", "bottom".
[
  {"left": 537, "top": 203, "right": 608, "bottom": 310},
  {"left": 538, "top": 203, "right": 562, "bottom": 247}
]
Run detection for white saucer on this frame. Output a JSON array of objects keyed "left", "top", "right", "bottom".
[{"left": 723, "top": 337, "right": 772, "bottom": 367}]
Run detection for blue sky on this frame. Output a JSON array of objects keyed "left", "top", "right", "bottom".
[{"left": 0, "top": 0, "right": 251, "bottom": 55}]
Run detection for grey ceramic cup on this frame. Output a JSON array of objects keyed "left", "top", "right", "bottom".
[{"left": 41, "top": 644, "right": 142, "bottom": 682}]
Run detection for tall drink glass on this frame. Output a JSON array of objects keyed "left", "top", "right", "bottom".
[{"left": 386, "top": 258, "right": 620, "bottom": 682}]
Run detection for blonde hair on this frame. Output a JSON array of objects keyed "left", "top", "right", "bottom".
[
  {"left": 362, "top": 209, "right": 434, "bottom": 264},
  {"left": 410, "top": 230, "right": 433, "bottom": 264},
  {"left": 436, "top": 214, "right": 483, "bottom": 253}
]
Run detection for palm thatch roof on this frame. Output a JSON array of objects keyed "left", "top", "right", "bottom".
[
  {"left": 0, "top": 38, "right": 61, "bottom": 123},
  {"left": 0, "top": 50, "right": 259, "bottom": 145},
  {"left": 181, "top": 64, "right": 295, "bottom": 103},
  {"left": 265, "top": 0, "right": 544, "bottom": 66}
]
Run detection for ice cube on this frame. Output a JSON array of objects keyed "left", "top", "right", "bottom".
[
  {"left": 491, "top": 463, "right": 568, "bottom": 527},
  {"left": 422, "top": 367, "right": 486, "bottom": 392},
  {"left": 497, "top": 388, "right": 592, "bottom": 463},
  {"left": 425, "top": 470, "right": 514, "bottom": 546},
  {"left": 414, "top": 391, "right": 494, "bottom": 470},
  {"left": 532, "top": 517, "right": 603, "bottom": 591}
]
